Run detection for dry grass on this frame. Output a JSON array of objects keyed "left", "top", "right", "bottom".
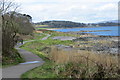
[
  {"left": 50, "top": 46, "right": 119, "bottom": 66},
  {"left": 49, "top": 46, "right": 119, "bottom": 78}
]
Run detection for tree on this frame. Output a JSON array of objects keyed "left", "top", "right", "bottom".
[
  {"left": 12, "top": 12, "right": 34, "bottom": 35},
  {"left": 1, "top": 0, "right": 34, "bottom": 56},
  {"left": 0, "top": 7, "right": 2, "bottom": 57},
  {"left": 0, "top": 0, "right": 17, "bottom": 56}
]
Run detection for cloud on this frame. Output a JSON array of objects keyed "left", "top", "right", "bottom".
[
  {"left": 14, "top": 0, "right": 119, "bottom": 3},
  {"left": 95, "top": 3, "right": 117, "bottom": 11},
  {"left": 14, "top": 0, "right": 119, "bottom": 23}
]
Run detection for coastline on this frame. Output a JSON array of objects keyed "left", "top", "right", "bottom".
[
  {"left": 45, "top": 25, "right": 118, "bottom": 30},
  {"left": 39, "top": 28, "right": 119, "bottom": 38}
]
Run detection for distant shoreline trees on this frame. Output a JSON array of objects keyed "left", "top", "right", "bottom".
[
  {"left": 35, "top": 21, "right": 86, "bottom": 28},
  {"left": 34, "top": 20, "right": 118, "bottom": 28}
]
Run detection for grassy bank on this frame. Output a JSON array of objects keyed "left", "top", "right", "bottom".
[
  {"left": 2, "top": 48, "right": 24, "bottom": 67},
  {"left": 21, "top": 31, "right": 120, "bottom": 78},
  {"left": 21, "top": 48, "right": 58, "bottom": 78}
]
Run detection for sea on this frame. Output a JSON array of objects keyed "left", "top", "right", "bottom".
[{"left": 53, "top": 26, "right": 119, "bottom": 36}]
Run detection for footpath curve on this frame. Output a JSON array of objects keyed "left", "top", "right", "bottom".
[
  {"left": 2, "top": 40, "right": 45, "bottom": 78},
  {"left": 41, "top": 34, "right": 51, "bottom": 40}
]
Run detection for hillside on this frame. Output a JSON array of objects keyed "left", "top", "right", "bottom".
[
  {"left": 34, "top": 21, "right": 86, "bottom": 28},
  {"left": 99, "top": 20, "right": 118, "bottom": 23},
  {"left": 34, "top": 20, "right": 119, "bottom": 28},
  {"left": 88, "top": 20, "right": 119, "bottom": 27}
]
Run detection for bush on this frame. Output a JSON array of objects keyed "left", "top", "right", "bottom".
[{"left": 2, "top": 48, "right": 24, "bottom": 66}]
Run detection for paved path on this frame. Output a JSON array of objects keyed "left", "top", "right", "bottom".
[
  {"left": 2, "top": 40, "right": 45, "bottom": 78},
  {"left": 41, "top": 34, "right": 51, "bottom": 40},
  {"left": 52, "top": 36, "right": 77, "bottom": 41}
]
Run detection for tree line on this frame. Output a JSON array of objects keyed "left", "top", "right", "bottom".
[
  {"left": 35, "top": 20, "right": 119, "bottom": 28},
  {"left": 89, "top": 22, "right": 118, "bottom": 27},
  {"left": 35, "top": 21, "right": 86, "bottom": 28}
]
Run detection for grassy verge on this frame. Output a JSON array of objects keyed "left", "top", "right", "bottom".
[
  {"left": 2, "top": 48, "right": 25, "bottom": 68},
  {"left": 21, "top": 48, "right": 58, "bottom": 78}
]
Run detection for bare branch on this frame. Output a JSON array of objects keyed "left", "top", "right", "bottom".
[
  {"left": 0, "top": 0, "right": 20, "bottom": 14},
  {"left": 3, "top": 1, "right": 13, "bottom": 13}
]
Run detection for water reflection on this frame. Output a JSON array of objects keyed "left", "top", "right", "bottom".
[{"left": 20, "top": 61, "right": 41, "bottom": 64}]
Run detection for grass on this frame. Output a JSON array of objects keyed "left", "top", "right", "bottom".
[
  {"left": 22, "top": 61, "right": 58, "bottom": 78},
  {"left": 33, "top": 33, "right": 47, "bottom": 40},
  {"left": 21, "top": 44, "right": 58, "bottom": 78},
  {"left": 21, "top": 30, "right": 120, "bottom": 78},
  {"left": 21, "top": 49, "right": 58, "bottom": 78},
  {"left": 34, "top": 25, "right": 48, "bottom": 27},
  {"left": 48, "top": 47, "right": 119, "bottom": 78},
  {"left": 21, "top": 31, "right": 75, "bottom": 78},
  {"left": 21, "top": 31, "right": 76, "bottom": 52},
  {"left": 35, "top": 28, "right": 52, "bottom": 30},
  {"left": 50, "top": 46, "right": 119, "bottom": 66},
  {"left": 2, "top": 48, "right": 25, "bottom": 67},
  {"left": 42, "top": 30, "right": 80, "bottom": 38}
]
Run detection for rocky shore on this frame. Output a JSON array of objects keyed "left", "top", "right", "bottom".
[{"left": 51, "top": 32, "right": 119, "bottom": 55}]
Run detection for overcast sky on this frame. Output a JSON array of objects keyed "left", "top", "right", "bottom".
[{"left": 14, "top": 0, "right": 119, "bottom": 23}]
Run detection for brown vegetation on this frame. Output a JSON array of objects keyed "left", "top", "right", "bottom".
[{"left": 49, "top": 46, "right": 120, "bottom": 78}]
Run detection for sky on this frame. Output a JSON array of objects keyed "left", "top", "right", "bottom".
[{"left": 14, "top": 0, "right": 119, "bottom": 23}]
